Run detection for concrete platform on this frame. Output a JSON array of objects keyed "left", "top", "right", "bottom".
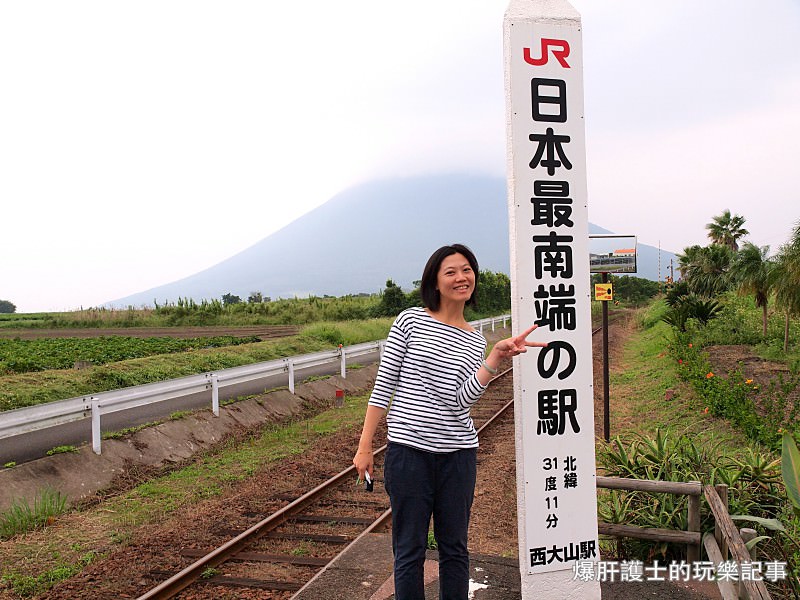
[
  {"left": 292, "top": 532, "right": 519, "bottom": 600},
  {"left": 291, "top": 532, "right": 723, "bottom": 600}
]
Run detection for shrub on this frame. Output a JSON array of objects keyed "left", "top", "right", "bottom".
[{"left": 598, "top": 428, "right": 782, "bottom": 560}]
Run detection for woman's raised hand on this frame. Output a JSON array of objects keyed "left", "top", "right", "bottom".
[{"left": 493, "top": 325, "right": 547, "bottom": 359}]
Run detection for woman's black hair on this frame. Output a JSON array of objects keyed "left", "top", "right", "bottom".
[{"left": 420, "top": 243, "right": 480, "bottom": 311}]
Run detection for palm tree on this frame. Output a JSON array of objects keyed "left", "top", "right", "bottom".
[
  {"left": 771, "top": 223, "right": 800, "bottom": 351},
  {"left": 677, "top": 244, "right": 734, "bottom": 298},
  {"left": 706, "top": 209, "right": 749, "bottom": 252},
  {"left": 676, "top": 245, "right": 703, "bottom": 280},
  {"left": 731, "top": 242, "right": 773, "bottom": 337}
]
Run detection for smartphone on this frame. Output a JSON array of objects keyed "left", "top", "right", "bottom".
[{"left": 364, "top": 471, "right": 374, "bottom": 492}]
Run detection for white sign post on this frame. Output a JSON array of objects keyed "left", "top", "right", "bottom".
[{"left": 504, "top": 1, "right": 601, "bottom": 597}]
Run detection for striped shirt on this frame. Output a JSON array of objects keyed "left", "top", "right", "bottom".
[{"left": 368, "top": 307, "right": 488, "bottom": 452}]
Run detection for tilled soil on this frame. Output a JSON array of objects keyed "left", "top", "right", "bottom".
[{"left": 704, "top": 344, "right": 800, "bottom": 422}]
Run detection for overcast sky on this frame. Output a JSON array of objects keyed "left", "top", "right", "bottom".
[{"left": 1, "top": 0, "right": 798, "bottom": 313}]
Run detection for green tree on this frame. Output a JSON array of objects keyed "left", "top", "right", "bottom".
[
  {"left": 590, "top": 274, "right": 659, "bottom": 305},
  {"left": 372, "top": 279, "right": 409, "bottom": 317},
  {"left": 221, "top": 293, "right": 242, "bottom": 306},
  {"left": 0, "top": 300, "right": 16, "bottom": 314},
  {"left": 660, "top": 295, "right": 723, "bottom": 331},
  {"left": 705, "top": 209, "right": 749, "bottom": 251},
  {"left": 676, "top": 245, "right": 703, "bottom": 281},
  {"left": 247, "top": 291, "right": 263, "bottom": 304},
  {"left": 771, "top": 223, "right": 800, "bottom": 351},
  {"left": 676, "top": 244, "right": 734, "bottom": 297},
  {"left": 731, "top": 242, "right": 774, "bottom": 337},
  {"left": 474, "top": 270, "right": 511, "bottom": 313}
]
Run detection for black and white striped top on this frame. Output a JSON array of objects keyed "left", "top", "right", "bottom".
[{"left": 368, "top": 307, "right": 488, "bottom": 452}]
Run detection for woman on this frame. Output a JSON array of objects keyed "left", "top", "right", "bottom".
[{"left": 353, "top": 243, "right": 545, "bottom": 600}]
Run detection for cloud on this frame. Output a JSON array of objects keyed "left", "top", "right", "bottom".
[{"left": 587, "top": 75, "right": 800, "bottom": 253}]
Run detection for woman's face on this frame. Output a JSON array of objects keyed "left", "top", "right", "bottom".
[{"left": 436, "top": 252, "right": 475, "bottom": 306}]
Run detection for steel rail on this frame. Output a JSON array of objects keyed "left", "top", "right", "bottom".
[
  {"left": 137, "top": 316, "right": 608, "bottom": 598},
  {"left": 288, "top": 368, "right": 516, "bottom": 599},
  {"left": 135, "top": 453, "right": 384, "bottom": 600},
  {"left": 136, "top": 367, "right": 515, "bottom": 600}
]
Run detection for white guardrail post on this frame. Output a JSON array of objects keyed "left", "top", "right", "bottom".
[
  {"left": 91, "top": 398, "right": 101, "bottom": 455},
  {"left": 211, "top": 374, "right": 220, "bottom": 417},
  {"left": 0, "top": 315, "right": 510, "bottom": 447}
]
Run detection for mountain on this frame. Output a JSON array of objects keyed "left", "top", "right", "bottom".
[{"left": 107, "top": 174, "right": 677, "bottom": 308}]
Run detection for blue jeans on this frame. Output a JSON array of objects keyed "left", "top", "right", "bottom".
[{"left": 383, "top": 442, "right": 477, "bottom": 600}]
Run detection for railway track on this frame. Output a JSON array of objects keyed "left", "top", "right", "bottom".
[
  {"left": 135, "top": 367, "right": 516, "bottom": 600},
  {"left": 131, "top": 318, "right": 612, "bottom": 599}
]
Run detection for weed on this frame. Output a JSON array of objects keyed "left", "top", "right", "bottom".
[
  {"left": 109, "top": 530, "right": 132, "bottom": 545},
  {"left": 102, "top": 421, "right": 162, "bottom": 440},
  {"left": 598, "top": 428, "right": 783, "bottom": 560},
  {"left": 291, "top": 544, "right": 310, "bottom": 556},
  {"left": 1, "top": 552, "right": 96, "bottom": 596},
  {"left": 426, "top": 529, "right": 438, "bottom": 550},
  {"left": 0, "top": 488, "right": 68, "bottom": 539},
  {"left": 200, "top": 567, "right": 220, "bottom": 579},
  {"left": 4, "top": 461, "right": 15, "bottom": 468},
  {"left": 46, "top": 445, "right": 78, "bottom": 456}
]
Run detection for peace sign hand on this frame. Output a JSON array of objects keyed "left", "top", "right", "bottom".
[{"left": 492, "top": 325, "right": 547, "bottom": 360}]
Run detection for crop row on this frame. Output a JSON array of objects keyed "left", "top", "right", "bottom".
[{"left": 0, "top": 335, "right": 261, "bottom": 374}]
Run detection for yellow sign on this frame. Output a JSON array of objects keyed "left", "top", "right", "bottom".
[{"left": 594, "top": 283, "right": 613, "bottom": 301}]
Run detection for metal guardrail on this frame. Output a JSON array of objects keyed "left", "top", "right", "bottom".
[{"left": 0, "top": 314, "right": 510, "bottom": 455}]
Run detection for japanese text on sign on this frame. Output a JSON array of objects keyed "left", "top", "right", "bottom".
[{"left": 508, "top": 17, "right": 599, "bottom": 577}]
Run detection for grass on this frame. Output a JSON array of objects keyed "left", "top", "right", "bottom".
[
  {"left": 102, "top": 421, "right": 162, "bottom": 440},
  {"left": 595, "top": 300, "right": 800, "bottom": 597},
  {"left": 0, "top": 552, "right": 96, "bottom": 597},
  {"left": 6, "top": 297, "right": 794, "bottom": 595},
  {"left": 697, "top": 292, "right": 800, "bottom": 366},
  {"left": 96, "top": 393, "right": 365, "bottom": 527},
  {"left": 0, "top": 392, "right": 371, "bottom": 596},
  {"left": 45, "top": 445, "right": 79, "bottom": 456},
  {"left": 0, "top": 318, "right": 394, "bottom": 412},
  {"left": 602, "top": 302, "right": 751, "bottom": 450},
  {"left": 0, "top": 489, "right": 68, "bottom": 540}
]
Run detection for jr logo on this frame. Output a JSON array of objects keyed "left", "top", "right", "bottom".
[{"left": 524, "top": 38, "right": 570, "bottom": 68}]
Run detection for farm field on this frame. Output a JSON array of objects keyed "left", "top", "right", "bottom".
[
  {"left": 0, "top": 334, "right": 265, "bottom": 374},
  {"left": 0, "top": 319, "right": 395, "bottom": 412},
  {"left": 0, "top": 325, "right": 299, "bottom": 340},
  {"left": 2, "top": 300, "right": 799, "bottom": 598},
  {"left": 3, "top": 280, "right": 800, "bottom": 596}
]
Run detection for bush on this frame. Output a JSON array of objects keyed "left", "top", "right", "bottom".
[
  {"left": 598, "top": 428, "right": 783, "bottom": 560},
  {"left": 661, "top": 295, "right": 723, "bottom": 332}
]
